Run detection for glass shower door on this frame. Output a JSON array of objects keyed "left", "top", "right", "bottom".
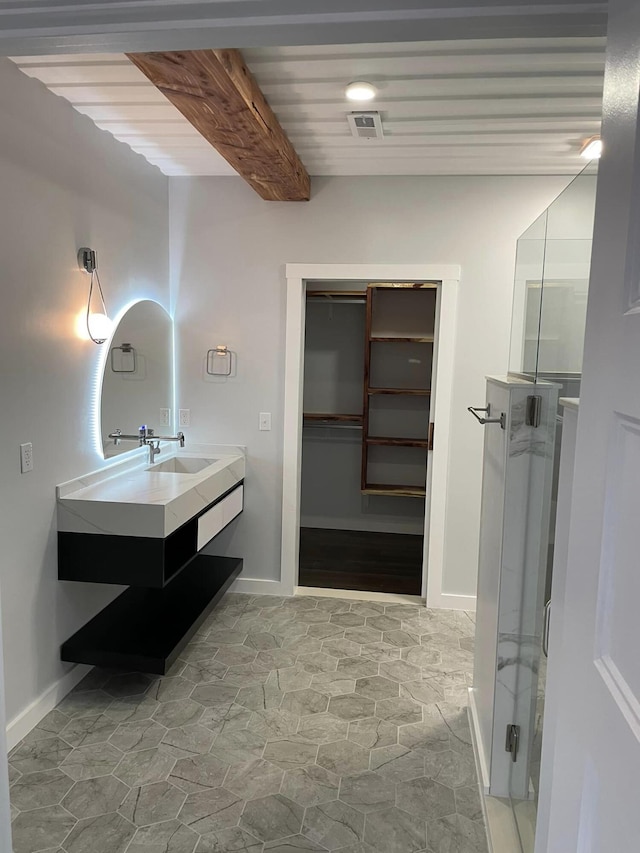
[{"left": 506, "top": 163, "right": 597, "bottom": 852}]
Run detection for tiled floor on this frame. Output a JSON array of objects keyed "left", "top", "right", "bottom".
[{"left": 7, "top": 593, "right": 488, "bottom": 853}]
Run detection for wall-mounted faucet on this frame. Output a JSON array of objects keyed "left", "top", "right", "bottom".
[{"left": 108, "top": 426, "right": 185, "bottom": 464}]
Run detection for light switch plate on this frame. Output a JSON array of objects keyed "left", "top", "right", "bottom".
[{"left": 259, "top": 412, "right": 272, "bottom": 431}]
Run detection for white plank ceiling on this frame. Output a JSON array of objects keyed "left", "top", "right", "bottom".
[{"left": 11, "top": 37, "right": 606, "bottom": 177}]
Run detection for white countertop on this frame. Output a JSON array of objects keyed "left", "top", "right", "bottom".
[{"left": 57, "top": 445, "right": 245, "bottom": 539}]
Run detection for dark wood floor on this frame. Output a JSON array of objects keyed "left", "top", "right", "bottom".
[{"left": 299, "top": 527, "right": 423, "bottom": 595}]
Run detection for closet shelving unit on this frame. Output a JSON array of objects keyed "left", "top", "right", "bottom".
[
  {"left": 303, "top": 290, "right": 366, "bottom": 431},
  {"left": 361, "top": 282, "right": 437, "bottom": 498}
]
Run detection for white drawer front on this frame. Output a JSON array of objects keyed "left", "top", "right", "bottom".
[{"left": 197, "top": 485, "right": 243, "bottom": 550}]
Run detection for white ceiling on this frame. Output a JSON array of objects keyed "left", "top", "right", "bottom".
[{"left": 11, "top": 37, "right": 606, "bottom": 178}]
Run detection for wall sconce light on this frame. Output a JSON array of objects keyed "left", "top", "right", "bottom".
[
  {"left": 207, "top": 345, "right": 233, "bottom": 376},
  {"left": 78, "top": 247, "right": 113, "bottom": 344}
]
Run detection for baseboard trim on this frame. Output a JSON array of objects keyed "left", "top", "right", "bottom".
[
  {"left": 427, "top": 591, "right": 477, "bottom": 611},
  {"left": 468, "top": 687, "right": 491, "bottom": 794},
  {"left": 229, "top": 577, "right": 290, "bottom": 596},
  {"left": 6, "top": 664, "right": 92, "bottom": 750}
]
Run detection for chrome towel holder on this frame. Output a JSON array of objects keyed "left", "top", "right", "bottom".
[{"left": 467, "top": 404, "right": 505, "bottom": 430}]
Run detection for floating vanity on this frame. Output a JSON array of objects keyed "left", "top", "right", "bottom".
[{"left": 57, "top": 445, "right": 245, "bottom": 674}]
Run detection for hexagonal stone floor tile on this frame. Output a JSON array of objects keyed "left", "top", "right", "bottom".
[
  {"left": 179, "top": 786, "right": 244, "bottom": 834},
  {"left": 59, "top": 714, "right": 118, "bottom": 748},
  {"left": 256, "top": 649, "right": 298, "bottom": 670},
  {"left": 328, "top": 694, "right": 375, "bottom": 722},
  {"left": 104, "top": 673, "right": 152, "bottom": 698},
  {"left": 427, "top": 813, "right": 488, "bottom": 852},
  {"left": 251, "top": 708, "right": 300, "bottom": 739},
  {"left": 321, "top": 639, "right": 362, "bottom": 659},
  {"left": 191, "top": 683, "right": 239, "bottom": 708},
  {"left": 281, "top": 688, "right": 329, "bottom": 716},
  {"left": 359, "top": 643, "right": 401, "bottom": 663},
  {"left": 355, "top": 676, "right": 399, "bottom": 701},
  {"left": 169, "top": 754, "right": 230, "bottom": 794},
  {"left": 118, "top": 780, "right": 186, "bottom": 826},
  {"left": 363, "top": 805, "right": 426, "bottom": 853},
  {"left": 396, "top": 775, "right": 456, "bottom": 819},
  {"left": 310, "top": 672, "right": 356, "bottom": 697},
  {"left": 10, "top": 804, "right": 76, "bottom": 853},
  {"left": 263, "top": 736, "right": 318, "bottom": 770},
  {"left": 398, "top": 720, "right": 450, "bottom": 754},
  {"left": 335, "top": 657, "right": 379, "bottom": 680},
  {"left": 369, "top": 745, "right": 425, "bottom": 783},
  {"left": 400, "top": 679, "right": 446, "bottom": 705},
  {"left": 343, "top": 628, "right": 383, "bottom": 646},
  {"left": 267, "top": 667, "right": 314, "bottom": 693},
  {"left": 297, "top": 652, "right": 338, "bottom": 674},
  {"left": 181, "top": 660, "right": 229, "bottom": 685},
  {"left": 382, "top": 630, "right": 419, "bottom": 649},
  {"left": 146, "top": 676, "right": 195, "bottom": 702},
  {"left": 127, "top": 818, "right": 198, "bottom": 853},
  {"left": 329, "top": 613, "right": 365, "bottom": 628},
  {"left": 63, "top": 812, "right": 136, "bottom": 853},
  {"left": 196, "top": 826, "right": 263, "bottom": 852},
  {"left": 62, "top": 775, "right": 129, "bottom": 818},
  {"left": 365, "top": 616, "right": 402, "bottom": 633},
  {"left": 9, "top": 769, "right": 74, "bottom": 811},
  {"left": 297, "top": 713, "right": 348, "bottom": 744},
  {"left": 339, "top": 770, "right": 396, "bottom": 814},
  {"left": 108, "top": 719, "right": 166, "bottom": 753},
  {"left": 104, "top": 695, "right": 160, "bottom": 723},
  {"left": 347, "top": 717, "right": 397, "bottom": 750},
  {"left": 378, "top": 660, "right": 422, "bottom": 684},
  {"left": 264, "top": 836, "right": 327, "bottom": 852},
  {"left": 211, "top": 729, "right": 267, "bottom": 765},
  {"left": 423, "top": 748, "right": 478, "bottom": 789},
  {"left": 281, "top": 764, "right": 340, "bottom": 807},
  {"left": 152, "top": 699, "right": 204, "bottom": 729},
  {"left": 161, "top": 724, "right": 217, "bottom": 758},
  {"left": 10, "top": 738, "right": 72, "bottom": 775},
  {"left": 303, "top": 799, "right": 364, "bottom": 849},
  {"left": 215, "top": 645, "right": 258, "bottom": 666},
  {"left": 236, "top": 683, "right": 285, "bottom": 712},
  {"left": 115, "top": 747, "right": 176, "bottom": 787},
  {"left": 375, "top": 697, "right": 423, "bottom": 726},
  {"left": 224, "top": 758, "right": 284, "bottom": 800},
  {"left": 316, "top": 740, "right": 369, "bottom": 776},
  {"left": 240, "top": 794, "right": 304, "bottom": 842},
  {"left": 60, "top": 742, "right": 123, "bottom": 781}
]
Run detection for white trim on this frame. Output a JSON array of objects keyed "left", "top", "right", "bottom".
[
  {"left": 282, "top": 263, "right": 461, "bottom": 609},
  {"left": 294, "top": 586, "right": 425, "bottom": 605},
  {"left": 468, "top": 688, "right": 491, "bottom": 794},
  {"left": 433, "top": 592, "right": 477, "bottom": 612},
  {"left": 229, "top": 578, "right": 288, "bottom": 597},
  {"left": 6, "top": 664, "right": 91, "bottom": 751}
]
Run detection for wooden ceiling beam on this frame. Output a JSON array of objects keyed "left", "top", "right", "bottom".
[{"left": 127, "top": 48, "right": 310, "bottom": 201}]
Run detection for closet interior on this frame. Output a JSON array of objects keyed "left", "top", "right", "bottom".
[{"left": 299, "top": 282, "right": 438, "bottom": 594}]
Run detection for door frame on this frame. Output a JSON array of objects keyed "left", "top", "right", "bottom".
[{"left": 281, "top": 263, "right": 460, "bottom": 606}]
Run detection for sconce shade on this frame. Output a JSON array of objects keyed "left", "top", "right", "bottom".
[{"left": 88, "top": 312, "right": 113, "bottom": 344}]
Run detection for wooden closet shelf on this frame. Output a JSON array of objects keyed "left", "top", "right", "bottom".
[
  {"left": 362, "top": 484, "right": 426, "bottom": 498},
  {"left": 366, "top": 437, "right": 429, "bottom": 448},
  {"left": 369, "top": 336, "right": 434, "bottom": 343},
  {"left": 303, "top": 413, "right": 363, "bottom": 424},
  {"left": 367, "top": 388, "right": 430, "bottom": 396}
]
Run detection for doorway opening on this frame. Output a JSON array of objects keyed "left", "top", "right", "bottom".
[{"left": 299, "top": 281, "right": 437, "bottom": 595}]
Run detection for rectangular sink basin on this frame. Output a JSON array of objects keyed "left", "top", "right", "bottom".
[{"left": 148, "top": 457, "right": 217, "bottom": 474}]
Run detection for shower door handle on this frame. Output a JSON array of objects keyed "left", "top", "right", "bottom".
[
  {"left": 543, "top": 600, "right": 552, "bottom": 658},
  {"left": 467, "top": 405, "right": 506, "bottom": 429}
]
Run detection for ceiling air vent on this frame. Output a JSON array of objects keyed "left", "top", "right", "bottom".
[{"left": 347, "top": 111, "right": 384, "bottom": 140}]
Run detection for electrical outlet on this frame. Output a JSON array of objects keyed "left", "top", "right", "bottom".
[
  {"left": 259, "top": 412, "right": 272, "bottom": 431},
  {"left": 159, "top": 408, "right": 171, "bottom": 427},
  {"left": 179, "top": 409, "right": 191, "bottom": 427},
  {"left": 20, "top": 442, "right": 33, "bottom": 473}
]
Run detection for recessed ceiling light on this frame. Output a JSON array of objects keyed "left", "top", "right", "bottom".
[
  {"left": 345, "top": 81, "right": 377, "bottom": 102},
  {"left": 580, "top": 137, "right": 603, "bottom": 159}
]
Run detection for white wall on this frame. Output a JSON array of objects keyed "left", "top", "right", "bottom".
[
  {"left": 171, "top": 174, "right": 567, "bottom": 598},
  {"left": 0, "top": 58, "right": 170, "bottom": 727}
]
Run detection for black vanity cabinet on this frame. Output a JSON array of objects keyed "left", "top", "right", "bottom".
[{"left": 59, "top": 482, "right": 244, "bottom": 674}]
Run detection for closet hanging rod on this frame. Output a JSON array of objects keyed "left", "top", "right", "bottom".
[{"left": 303, "top": 422, "right": 363, "bottom": 430}]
